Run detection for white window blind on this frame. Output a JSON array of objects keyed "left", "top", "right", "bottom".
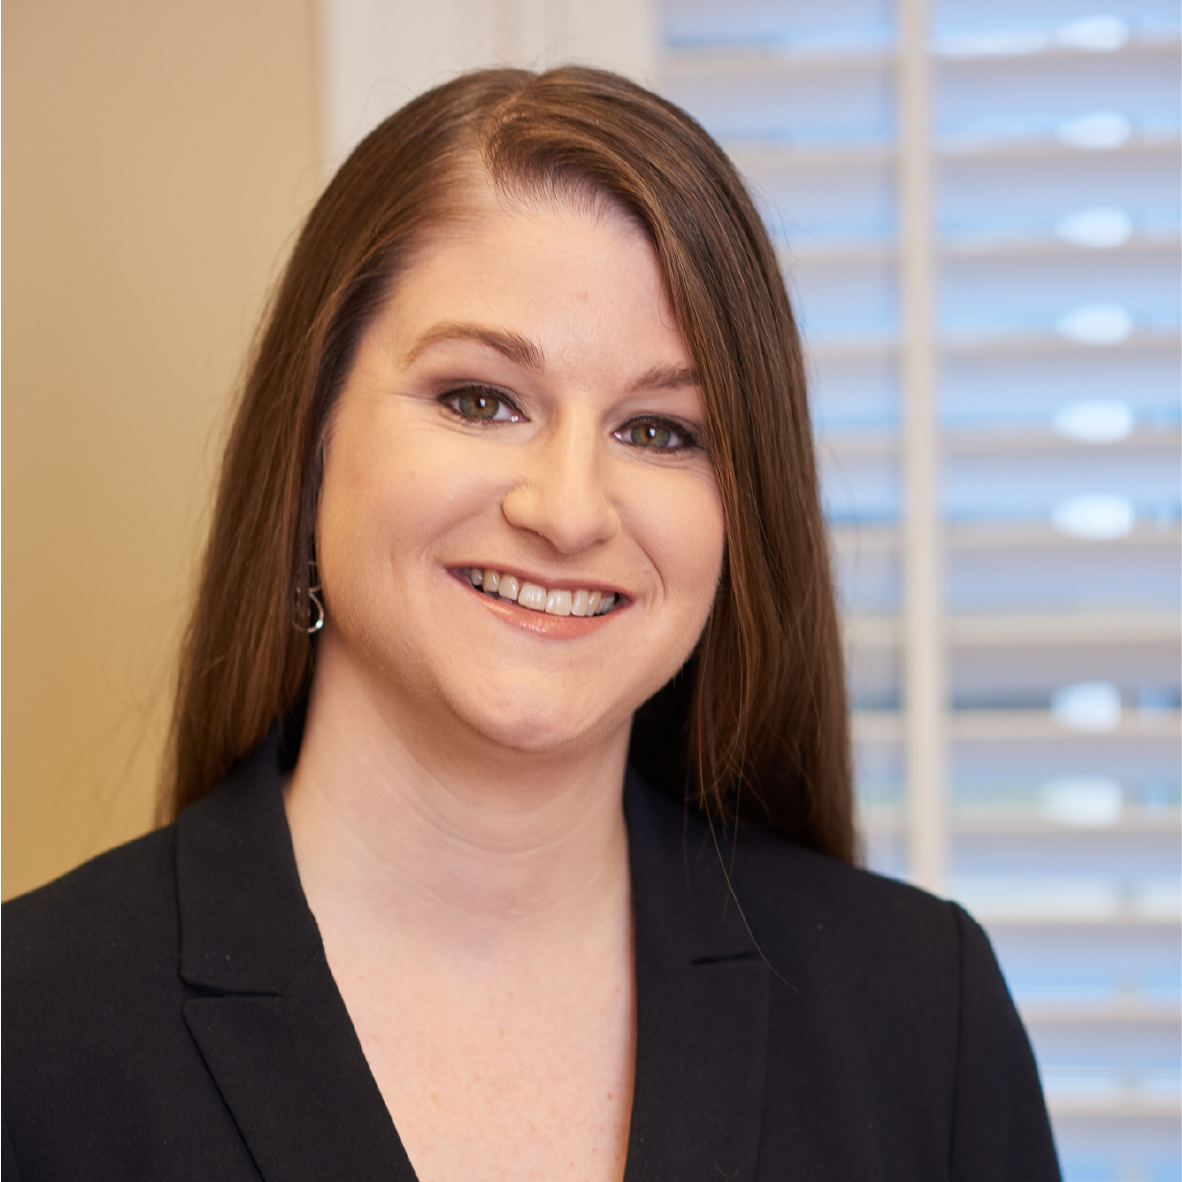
[{"left": 659, "top": 1, "right": 1181, "bottom": 1179}]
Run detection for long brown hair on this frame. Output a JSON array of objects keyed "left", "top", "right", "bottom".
[{"left": 161, "top": 66, "right": 855, "bottom": 862}]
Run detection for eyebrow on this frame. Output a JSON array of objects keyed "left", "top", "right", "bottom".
[
  {"left": 403, "top": 322, "right": 699, "bottom": 392},
  {"left": 627, "top": 363, "right": 699, "bottom": 393},
  {"left": 403, "top": 322, "right": 544, "bottom": 369}
]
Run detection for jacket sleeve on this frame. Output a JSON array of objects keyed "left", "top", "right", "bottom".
[
  {"left": 949, "top": 903, "right": 1062, "bottom": 1182},
  {"left": 4, "top": 1112, "right": 22, "bottom": 1182}
]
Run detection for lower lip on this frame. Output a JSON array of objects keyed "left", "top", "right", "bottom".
[{"left": 453, "top": 575, "right": 622, "bottom": 638}]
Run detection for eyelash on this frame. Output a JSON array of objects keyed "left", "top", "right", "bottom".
[
  {"left": 438, "top": 386, "right": 701, "bottom": 453},
  {"left": 613, "top": 417, "right": 701, "bottom": 453},
  {"left": 438, "top": 385, "right": 523, "bottom": 424}
]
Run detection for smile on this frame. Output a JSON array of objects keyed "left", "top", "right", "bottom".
[{"left": 457, "top": 568, "right": 619, "bottom": 616}]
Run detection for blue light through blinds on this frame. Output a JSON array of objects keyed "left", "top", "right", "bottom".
[{"left": 658, "top": 1, "right": 1181, "bottom": 1178}]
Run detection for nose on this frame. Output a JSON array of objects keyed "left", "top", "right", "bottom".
[{"left": 500, "top": 409, "right": 620, "bottom": 554}]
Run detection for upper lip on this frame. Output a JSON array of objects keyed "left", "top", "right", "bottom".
[{"left": 451, "top": 564, "right": 630, "bottom": 600}]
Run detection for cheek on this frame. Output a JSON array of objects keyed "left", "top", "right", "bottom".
[
  {"left": 317, "top": 424, "right": 433, "bottom": 594},
  {"left": 627, "top": 468, "right": 726, "bottom": 613},
  {"left": 317, "top": 414, "right": 510, "bottom": 611}
]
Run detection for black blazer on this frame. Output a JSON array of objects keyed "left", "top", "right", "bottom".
[{"left": 3, "top": 732, "right": 1060, "bottom": 1181}]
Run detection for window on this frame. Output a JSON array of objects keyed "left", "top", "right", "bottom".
[{"left": 661, "top": 0, "right": 1181, "bottom": 1178}]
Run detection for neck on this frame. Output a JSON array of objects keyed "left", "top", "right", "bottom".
[{"left": 284, "top": 638, "right": 633, "bottom": 962}]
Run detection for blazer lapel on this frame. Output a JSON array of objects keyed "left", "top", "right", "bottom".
[
  {"left": 175, "top": 733, "right": 417, "bottom": 1182},
  {"left": 623, "top": 771, "right": 770, "bottom": 1180},
  {"left": 176, "top": 740, "right": 769, "bottom": 1180}
]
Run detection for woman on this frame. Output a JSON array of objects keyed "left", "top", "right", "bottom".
[{"left": 3, "top": 68, "right": 1060, "bottom": 1180}]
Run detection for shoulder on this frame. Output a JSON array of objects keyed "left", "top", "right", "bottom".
[
  {"left": 674, "top": 797, "right": 1058, "bottom": 1174},
  {"left": 727, "top": 820, "right": 987, "bottom": 1025},
  {"left": 3, "top": 825, "right": 181, "bottom": 1025},
  {"left": 730, "top": 818, "right": 965, "bottom": 964},
  {"left": 629, "top": 771, "right": 987, "bottom": 1042},
  {"left": 2, "top": 811, "right": 280, "bottom": 1178},
  {"left": 731, "top": 808, "right": 1007, "bottom": 1020},
  {"left": 630, "top": 770, "right": 965, "bottom": 970}
]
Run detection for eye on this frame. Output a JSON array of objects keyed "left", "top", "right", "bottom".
[
  {"left": 441, "top": 386, "right": 522, "bottom": 424},
  {"left": 615, "top": 419, "right": 697, "bottom": 451}
]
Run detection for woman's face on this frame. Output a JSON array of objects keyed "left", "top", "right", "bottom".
[{"left": 314, "top": 187, "right": 726, "bottom": 757}]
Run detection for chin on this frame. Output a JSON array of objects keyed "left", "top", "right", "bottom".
[{"left": 447, "top": 685, "right": 627, "bottom": 758}]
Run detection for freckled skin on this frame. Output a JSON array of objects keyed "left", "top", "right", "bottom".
[{"left": 285, "top": 185, "right": 725, "bottom": 1182}]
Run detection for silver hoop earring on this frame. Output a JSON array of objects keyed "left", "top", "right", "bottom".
[
  {"left": 306, "top": 583, "right": 325, "bottom": 633},
  {"left": 297, "top": 561, "right": 325, "bottom": 634}
]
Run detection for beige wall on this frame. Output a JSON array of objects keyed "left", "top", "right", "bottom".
[{"left": 3, "top": 1, "right": 322, "bottom": 898}]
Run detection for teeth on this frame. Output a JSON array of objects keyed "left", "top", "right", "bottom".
[
  {"left": 545, "top": 589, "right": 572, "bottom": 616},
  {"left": 461, "top": 569, "right": 618, "bottom": 617},
  {"left": 517, "top": 582, "right": 547, "bottom": 611}
]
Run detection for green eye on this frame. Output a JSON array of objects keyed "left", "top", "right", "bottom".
[
  {"left": 457, "top": 391, "right": 501, "bottom": 419},
  {"left": 629, "top": 423, "right": 673, "bottom": 448}
]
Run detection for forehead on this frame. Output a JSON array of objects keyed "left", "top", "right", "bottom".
[
  {"left": 405, "top": 179, "right": 656, "bottom": 287},
  {"left": 374, "top": 183, "right": 687, "bottom": 371},
  {"left": 457, "top": 165, "right": 650, "bottom": 241}
]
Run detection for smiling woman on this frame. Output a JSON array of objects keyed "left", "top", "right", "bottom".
[
  {"left": 161, "top": 67, "right": 853, "bottom": 853},
  {"left": 309, "top": 192, "right": 724, "bottom": 770},
  {"left": 2, "top": 68, "right": 1060, "bottom": 1181}
]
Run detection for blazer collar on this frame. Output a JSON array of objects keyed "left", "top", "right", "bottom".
[
  {"left": 176, "top": 729, "right": 319, "bottom": 994},
  {"left": 176, "top": 729, "right": 417, "bottom": 1180},
  {"left": 623, "top": 768, "right": 771, "bottom": 1180},
  {"left": 175, "top": 735, "right": 769, "bottom": 1181}
]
